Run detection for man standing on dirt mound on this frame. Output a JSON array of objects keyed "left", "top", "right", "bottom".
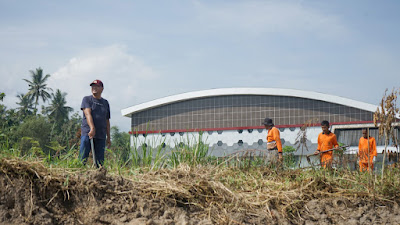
[
  {"left": 314, "top": 120, "right": 339, "bottom": 169},
  {"left": 263, "top": 117, "right": 283, "bottom": 165},
  {"left": 79, "top": 79, "right": 111, "bottom": 167}
]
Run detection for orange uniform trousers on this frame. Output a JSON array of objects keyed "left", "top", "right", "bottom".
[
  {"left": 359, "top": 161, "right": 374, "bottom": 172},
  {"left": 320, "top": 153, "right": 333, "bottom": 168}
]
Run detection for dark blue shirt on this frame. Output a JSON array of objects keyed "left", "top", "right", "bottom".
[{"left": 81, "top": 95, "right": 110, "bottom": 139}]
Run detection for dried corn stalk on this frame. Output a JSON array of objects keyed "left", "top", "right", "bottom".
[{"left": 374, "top": 88, "right": 399, "bottom": 177}]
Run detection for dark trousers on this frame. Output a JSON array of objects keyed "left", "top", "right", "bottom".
[{"left": 79, "top": 135, "right": 105, "bottom": 167}]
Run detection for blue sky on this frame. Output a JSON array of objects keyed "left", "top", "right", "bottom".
[{"left": 1, "top": 0, "right": 399, "bottom": 131}]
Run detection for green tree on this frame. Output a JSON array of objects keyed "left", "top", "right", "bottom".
[
  {"left": 110, "top": 126, "right": 131, "bottom": 162},
  {"left": 0, "top": 93, "right": 10, "bottom": 136},
  {"left": 23, "top": 67, "right": 53, "bottom": 111},
  {"left": 0, "top": 93, "right": 21, "bottom": 147},
  {"left": 4, "top": 109, "right": 20, "bottom": 128},
  {"left": 111, "top": 126, "right": 130, "bottom": 148},
  {"left": 44, "top": 89, "right": 73, "bottom": 132},
  {"left": 53, "top": 112, "right": 82, "bottom": 149},
  {"left": 0, "top": 100, "right": 20, "bottom": 132},
  {"left": 13, "top": 115, "right": 52, "bottom": 155},
  {"left": 0, "top": 105, "right": 7, "bottom": 130},
  {"left": 16, "top": 93, "right": 35, "bottom": 118},
  {"left": 0, "top": 93, "right": 6, "bottom": 129}
]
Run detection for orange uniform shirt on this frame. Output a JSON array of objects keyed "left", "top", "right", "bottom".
[
  {"left": 267, "top": 127, "right": 283, "bottom": 153},
  {"left": 317, "top": 132, "right": 339, "bottom": 157},
  {"left": 358, "top": 136, "right": 377, "bottom": 163}
]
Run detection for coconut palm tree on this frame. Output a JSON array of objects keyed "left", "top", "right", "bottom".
[
  {"left": 45, "top": 89, "right": 73, "bottom": 130},
  {"left": 16, "top": 93, "right": 35, "bottom": 118},
  {"left": 23, "top": 67, "right": 53, "bottom": 110}
]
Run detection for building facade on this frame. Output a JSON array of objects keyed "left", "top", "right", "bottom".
[{"left": 121, "top": 88, "right": 397, "bottom": 156}]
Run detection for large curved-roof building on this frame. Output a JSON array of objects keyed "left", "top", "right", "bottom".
[{"left": 121, "top": 88, "right": 395, "bottom": 156}]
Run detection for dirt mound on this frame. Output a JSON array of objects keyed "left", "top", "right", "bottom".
[
  {"left": 0, "top": 160, "right": 212, "bottom": 225},
  {"left": 0, "top": 159, "right": 399, "bottom": 224}
]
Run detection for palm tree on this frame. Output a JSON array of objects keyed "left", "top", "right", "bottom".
[
  {"left": 16, "top": 93, "right": 35, "bottom": 118},
  {"left": 23, "top": 67, "right": 53, "bottom": 110},
  {"left": 45, "top": 89, "right": 73, "bottom": 130}
]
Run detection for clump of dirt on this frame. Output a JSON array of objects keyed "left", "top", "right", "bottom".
[
  {"left": 0, "top": 159, "right": 399, "bottom": 225},
  {"left": 298, "top": 198, "right": 400, "bottom": 224}
]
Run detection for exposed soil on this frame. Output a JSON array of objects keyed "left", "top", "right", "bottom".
[{"left": 0, "top": 159, "right": 399, "bottom": 225}]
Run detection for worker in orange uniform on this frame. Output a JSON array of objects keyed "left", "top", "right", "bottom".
[
  {"left": 358, "top": 128, "right": 377, "bottom": 172},
  {"left": 314, "top": 120, "right": 339, "bottom": 168},
  {"left": 263, "top": 117, "right": 283, "bottom": 163}
]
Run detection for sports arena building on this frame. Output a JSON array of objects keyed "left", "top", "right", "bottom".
[{"left": 121, "top": 88, "right": 399, "bottom": 156}]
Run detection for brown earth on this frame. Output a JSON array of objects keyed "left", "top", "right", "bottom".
[{"left": 0, "top": 159, "right": 399, "bottom": 225}]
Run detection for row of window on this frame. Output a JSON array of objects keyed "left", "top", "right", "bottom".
[
  {"left": 133, "top": 96, "right": 366, "bottom": 120},
  {"left": 134, "top": 110, "right": 368, "bottom": 119},
  {"left": 132, "top": 127, "right": 302, "bottom": 138}
]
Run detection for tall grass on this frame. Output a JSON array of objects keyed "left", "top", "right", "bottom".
[
  {"left": 128, "top": 131, "right": 211, "bottom": 169},
  {"left": 169, "top": 132, "right": 210, "bottom": 168},
  {"left": 282, "top": 145, "right": 296, "bottom": 169},
  {"left": 44, "top": 144, "right": 83, "bottom": 168},
  {"left": 2, "top": 130, "right": 400, "bottom": 203},
  {"left": 129, "top": 131, "right": 167, "bottom": 169},
  {"left": 0, "top": 133, "right": 20, "bottom": 158}
]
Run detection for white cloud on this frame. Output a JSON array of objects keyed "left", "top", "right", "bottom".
[{"left": 48, "top": 44, "right": 158, "bottom": 131}]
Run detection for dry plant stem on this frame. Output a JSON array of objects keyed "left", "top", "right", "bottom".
[
  {"left": 46, "top": 190, "right": 60, "bottom": 207},
  {"left": 374, "top": 88, "right": 399, "bottom": 179},
  {"left": 295, "top": 118, "right": 318, "bottom": 168}
]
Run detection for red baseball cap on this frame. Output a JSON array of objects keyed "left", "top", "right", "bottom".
[{"left": 90, "top": 79, "right": 104, "bottom": 87}]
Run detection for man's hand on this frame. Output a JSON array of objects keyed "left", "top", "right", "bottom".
[
  {"left": 278, "top": 153, "right": 283, "bottom": 160},
  {"left": 314, "top": 150, "right": 320, "bottom": 155},
  {"left": 106, "top": 137, "right": 111, "bottom": 149},
  {"left": 88, "top": 128, "right": 95, "bottom": 139}
]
